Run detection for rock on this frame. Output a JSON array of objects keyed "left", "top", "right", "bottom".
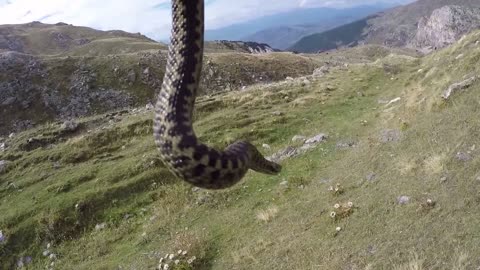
[
  {"left": 442, "top": 76, "right": 478, "bottom": 99},
  {"left": 325, "top": 85, "right": 336, "bottom": 91},
  {"left": 380, "top": 129, "right": 402, "bottom": 143},
  {"left": 16, "top": 259, "right": 24, "bottom": 268},
  {"left": 313, "top": 66, "right": 329, "bottom": 76},
  {"left": 0, "top": 142, "right": 6, "bottom": 151},
  {"left": 301, "top": 79, "right": 311, "bottom": 86},
  {"left": 305, "top": 133, "right": 328, "bottom": 144},
  {"left": 292, "top": 135, "right": 307, "bottom": 143},
  {"left": 0, "top": 160, "right": 9, "bottom": 174},
  {"left": 455, "top": 54, "right": 464, "bottom": 60},
  {"left": 0, "top": 230, "right": 4, "bottom": 243},
  {"left": 267, "top": 146, "right": 299, "bottom": 163},
  {"left": 196, "top": 193, "right": 210, "bottom": 205},
  {"left": 268, "top": 134, "right": 327, "bottom": 162},
  {"left": 456, "top": 152, "right": 472, "bottom": 162},
  {"left": 412, "top": 5, "right": 480, "bottom": 50},
  {"left": 191, "top": 187, "right": 200, "bottom": 192},
  {"left": 397, "top": 195, "right": 410, "bottom": 205},
  {"left": 2, "top": 96, "right": 16, "bottom": 106},
  {"left": 385, "top": 97, "right": 401, "bottom": 106},
  {"left": 8, "top": 133, "right": 15, "bottom": 138},
  {"left": 61, "top": 120, "right": 79, "bottom": 132},
  {"left": 95, "top": 223, "right": 107, "bottom": 231},
  {"left": 126, "top": 69, "right": 136, "bottom": 83},
  {"left": 262, "top": 144, "right": 271, "bottom": 149},
  {"left": 145, "top": 102, "right": 154, "bottom": 110},
  {"left": 24, "top": 256, "right": 32, "bottom": 265},
  {"left": 271, "top": 111, "right": 283, "bottom": 116},
  {"left": 336, "top": 140, "right": 356, "bottom": 149},
  {"left": 286, "top": 76, "right": 294, "bottom": 81},
  {"left": 279, "top": 180, "right": 288, "bottom": 188},
  {"left": 366, "top": 173, "right": 376, "bottom": 182},
  {"left": 377, "top": 99, "right": 389, "bottom": 104},
  {"left": 143, "top": 67, "right": 150, "bottom": 75}
]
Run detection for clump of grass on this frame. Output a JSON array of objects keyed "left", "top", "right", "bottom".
[
  {"left": 288, "top": 175, "right": 311, "bottom": 187},
  {"left": 256, "top": 206, "right": 279, "bottom": 223},
  {"left": 393, "top": 252, "right": 424, "bottom": 270},
  {"left": 327, "top": 183, "right": 344, "bottom": 196},
  {"left": 329, "top": 201, "right": 355, "bottom": 221}
]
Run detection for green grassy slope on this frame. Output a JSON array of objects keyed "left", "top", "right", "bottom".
[
  {"left": 289, "top": 17, "right": 371, "bottom": 53},
  {"left": 1, "top": 30, "right": 480, "bottom": 270},
  {"left": 0, "top": 22, "right": 162, "bottom": 56}
]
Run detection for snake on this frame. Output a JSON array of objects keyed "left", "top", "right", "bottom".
[{"left": 153, "top": 0, "right": 282, "bottom": 189}]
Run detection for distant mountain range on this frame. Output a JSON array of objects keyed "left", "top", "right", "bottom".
[
  {"left": 205, "top": 4, "right": 394, "bottom": 50},
  {"left": 290, "top": 0, "right": 480, "bottom": 53}
]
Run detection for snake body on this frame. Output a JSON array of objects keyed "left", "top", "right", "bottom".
[{"left": 154, "top": 0, "right": 281, "bottom": 189}]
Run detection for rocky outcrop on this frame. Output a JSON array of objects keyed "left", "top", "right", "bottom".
[
  {"left": 290, "top": 1, "right": 480, "bottom": 53},
  {"left": 0, "top": 23, "right": 317, "bottom": 135},
  {"left": 0, "top": 52, "right": 137, "bottom": 134},
  {"left": 411, "top": 5, "right": 480, "bottom": 51},
  {"left": 206, "top": 40, "right": 278, "bottom": 54}
]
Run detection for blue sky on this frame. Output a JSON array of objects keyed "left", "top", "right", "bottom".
[{"left": 0, "top": 0, "right": 415, "bottom": 40}]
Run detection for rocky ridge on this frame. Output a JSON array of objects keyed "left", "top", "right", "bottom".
[
  {"left": 0, "top": 22, "right": 318, "bottom": 135},
  {"left": 411, "top": 5, "right": 480, "bottom": 52},
  {"left": 290, "top": 0, "right": 480, "bottom": 53}
]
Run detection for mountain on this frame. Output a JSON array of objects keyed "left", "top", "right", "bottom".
[
  {"left": 0, "top": 21, "right": 163, "bottom": 55},
  {"left": 0, "top": 22, "right": 317, "bottom": 134},
  {"left": 241, "top": 5, "right": 390, "bottom": 50},
  {"left": 204, "top": 4, "right": 393, "bottom": 46},
  {"left": 290, "top": 0, "right": 480, "bottom": 53}
]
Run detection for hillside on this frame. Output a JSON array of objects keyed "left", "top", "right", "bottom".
[
  {"left": 0, "top": 21, "right": 162, "bottom": 55},
  {"left": 290, "top": 0, "right": 480, "bottom": 53},
  {"left": 241, "top": 5, "right": 389, "bottom": 50},
  {"left": 0, "top": 23, "right": 317, "bottom": 136},
  {"left": 1, "top": 23, "right": 480, "bottom": 269}
]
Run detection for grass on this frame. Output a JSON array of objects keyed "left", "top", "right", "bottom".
[{"left": 1, "top": 30, "right": 480, "bottom": 269}]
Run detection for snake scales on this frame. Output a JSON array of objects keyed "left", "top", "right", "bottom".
[{"left": 154, "top": 0, "right": 281, "bottom": 189}]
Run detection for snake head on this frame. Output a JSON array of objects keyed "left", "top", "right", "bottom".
[
  {"left": 267, "top": 161, "right": 282, "bottom": 174},
  {"left": 250, "top": 159, "right": 282, "bottom": 175}
]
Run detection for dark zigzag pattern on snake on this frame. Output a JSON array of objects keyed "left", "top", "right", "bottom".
[{"left": 153, "top": 0, "right": 281, "bottom": 189}]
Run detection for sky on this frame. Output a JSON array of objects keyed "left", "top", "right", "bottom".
[{"left": 0, "top": 0, "right": 415, "bottom": 40}]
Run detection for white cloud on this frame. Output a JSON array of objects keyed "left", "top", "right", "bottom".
[{"left": 0, "top": 0, "right": 414, "bottom": 40}]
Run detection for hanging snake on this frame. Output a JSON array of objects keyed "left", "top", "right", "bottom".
[{"left": 153, "top": 0, "right": 282, "bottom": 189}]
